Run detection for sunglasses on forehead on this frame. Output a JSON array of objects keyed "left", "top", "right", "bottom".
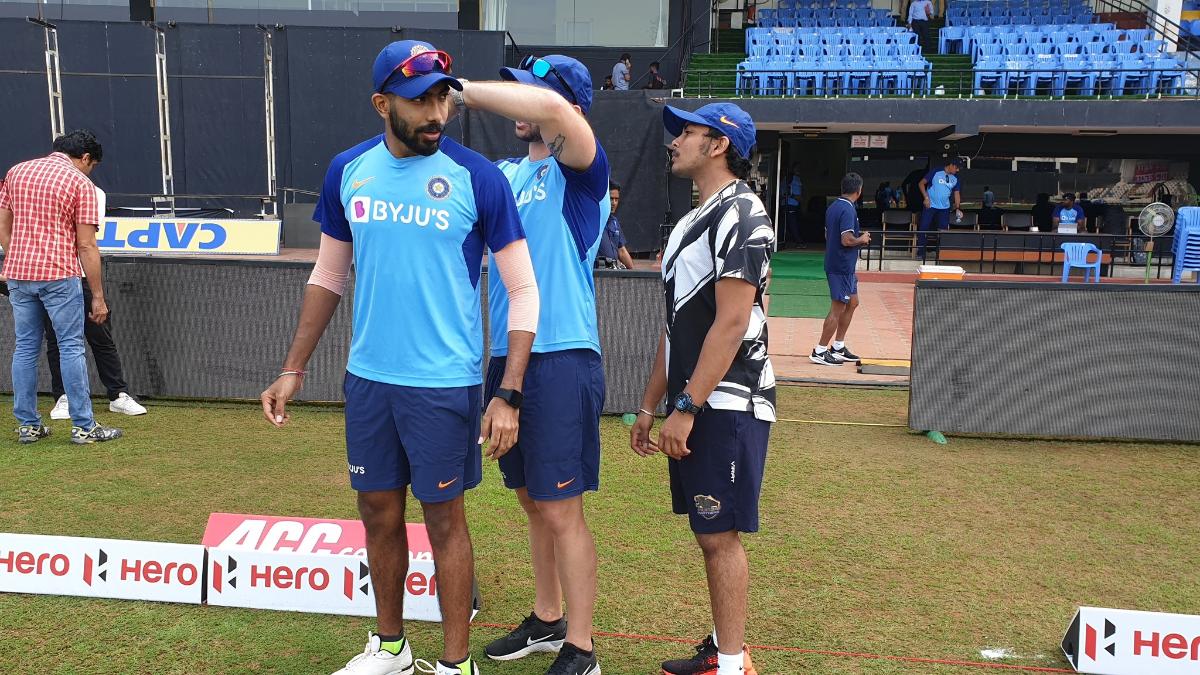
[
  {"left": 518, "top": 55, "right": 577, "bottom": 105},
  {"left": 378, "top": 49, "right": 453, "bottom": 94}
]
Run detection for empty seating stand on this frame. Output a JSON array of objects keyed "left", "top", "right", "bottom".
[{"left": 739, "top": 27, "right": 932, "bottom": 96}]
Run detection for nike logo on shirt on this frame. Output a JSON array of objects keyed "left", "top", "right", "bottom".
[{"left": 351, "top": 176, "right": 375, "bottom": 190}]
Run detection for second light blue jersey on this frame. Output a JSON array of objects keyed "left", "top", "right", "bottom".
[
  {"left": 923, "top": 169, "right": 960, "bottom": 210},
  {"left": 488, "top": 141, "right": 611, "bottom": 357},
  {"left": 313, "top": 135, "right": 524, "bottom": 387}
]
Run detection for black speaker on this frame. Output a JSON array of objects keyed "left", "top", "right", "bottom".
[{"left": 129, "top": 0, "right": 154, "bottom": 22}]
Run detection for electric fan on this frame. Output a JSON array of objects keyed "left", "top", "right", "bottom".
[{"left": 1137, "top": 202, "right": 1175, "bottom": 283}]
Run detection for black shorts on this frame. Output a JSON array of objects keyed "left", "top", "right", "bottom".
[{"left": 669, "top": 409, "right": 771, "bottom": 534}]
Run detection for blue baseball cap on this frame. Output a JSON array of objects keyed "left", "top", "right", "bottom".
[
  {"left": 663, "top": 103, "right": 756, "bottom": 159},
  {"left": 499, "top": 55, "right": 594, "bottom": 114},
  {"left": 372, "top": 40, "right": 462, "bottom": 99}
]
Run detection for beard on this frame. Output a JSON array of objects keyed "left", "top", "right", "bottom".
[
  {"left": 389, "top": 107, "right": 442, "bottom": 157},
  {"left": 515, "top": 121, "right": 543, "bottom": 143}
]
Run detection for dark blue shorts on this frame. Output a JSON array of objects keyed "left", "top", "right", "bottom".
[
  {"left": 485, "top": 349, "right": 605, "bottom": 501},
  {"left": 343, "top": 372, "right": 482, "bottom": 503},
  {"left": 919, "top": 207, "right": 952, "bottom": 231},
  {"left": 669, "top": 409, "right": 771, "bottom": 534},
  {"left": 827, "top": 272, "right": 858, "bottom": 303}
]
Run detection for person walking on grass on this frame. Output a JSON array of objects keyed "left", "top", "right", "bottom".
[
  {"left": 811, "top": 173, "right": 870, "bottom": 367},
  {"left": 0, "top": 129, "right": 123, "bottom": 445},
  {"left": 630, "top": 102, "right": 773, "bottom": 675},
  {"left": 260, "top": 40, "right": 539, "bottom": 675}
]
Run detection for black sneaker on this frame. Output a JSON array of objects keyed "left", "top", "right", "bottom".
[
  {"left": 70, "top": 424, "right": 123, "bottom": 445},
  {"left": 546, "top": 642, "right": 600, "bottom": 675},
  {"left": 661, "top": 635, "right": 718, "bottom": 675},
  {"left": 830, "top": 345, "right": 861, "bottom": 363},
  {"left": 809, "top": 348, "right": 841, "bottom": 366},
  {"left": 484, "top": 612, "right": 566, "bottom": 661},
  {"left": 16, "top": 425, "right": 51, "bottom": 444}
]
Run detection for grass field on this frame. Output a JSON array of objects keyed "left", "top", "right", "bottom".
[{"left": 2, "top": 386, "right": 1198, "bottom": 674}]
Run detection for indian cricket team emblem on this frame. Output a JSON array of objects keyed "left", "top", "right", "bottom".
[
  {"left": 535, "top": 164, "right": 550, "bottom": 181},
  {"left": 694, "top": 495, "right": 722, "bottom": 520},
  {"left": 427, "top": 176, "right": 451, "bottom": 200},
  {"left": 410, "top": 44, "right": 430, "bottom": 57}
]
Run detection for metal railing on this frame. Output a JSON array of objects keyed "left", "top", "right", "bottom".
[
  {"left": 685, "top": 63, "right": 1200, "bottom": 98},
  {"left": 856, "top": 228, "right": 1184, "bottom": 278}
]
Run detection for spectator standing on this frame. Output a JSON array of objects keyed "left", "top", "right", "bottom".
[
  {"left": 601, "top": 75, "right": 615, "bottom": 90},
  {"left": 0, "top": 129, "right": 123, "bottom": 444},
  {"left": 645, "top": 60, "right": 668, "bottom": 89},
  {"left": 598, "top": 181, "right": 635, "bottom": 269},
  {"left": 983, "top": 185, "right": 995, "bottom": 209},
  {"left": 1031, "top": 193, "right": 1054, "bottom": 231},
  {"left": 613, "top": 53, "right": 632, "bottom": 90},
  {"left": 45, "top": 185, "right": 147, "bottom": 419},
  {"left": 1052, "top": 193, "right": 1085, "bottom": 233},
  {"left": 811, "top": 173, "right": 870, "bottom": 366},
  {"left": 907, "top": 0, "right": 935, "bottom": 47},
  {"left": 783, "top": 166, "right": 804, "bottom": 248},
  {"left": 917, "top": 158, "right": 963, "bottom": 257}
]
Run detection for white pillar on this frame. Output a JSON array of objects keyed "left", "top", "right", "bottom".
[{"left": 1151, "top": 0, "right": 1183, "bottom": 46}]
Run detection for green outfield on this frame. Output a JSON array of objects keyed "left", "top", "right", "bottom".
[{"left": 1, "top": 386, "right": 1198, "bottom": 674}]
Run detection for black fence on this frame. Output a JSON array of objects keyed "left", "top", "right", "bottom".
[{"left": 909, "top": 279, "right": 1200, "bottom": 441}]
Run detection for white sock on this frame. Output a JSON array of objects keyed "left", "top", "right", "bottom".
[
  {"left": 814, "top": 345, "right": 828, "bottom": 353},
  {"left": 832, "top": 340, "right": 845, "bottom": 350},
  {"left": 717, "top": 650, "right": 745, "bottom": 675}
]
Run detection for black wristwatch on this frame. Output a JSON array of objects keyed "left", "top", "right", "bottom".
[
  {"left": 673, "top": 393, "right": 702, "bottom": 415},
  {"left": 493, "top": 388, "right": 523, "bottom": 409}
]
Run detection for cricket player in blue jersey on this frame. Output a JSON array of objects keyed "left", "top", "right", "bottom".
[
  {"left": 455, "top": 55, "right": 609, "bottom": 675},
  {"left": 260, "top": 40, "right": 540, "bottom": 675}
]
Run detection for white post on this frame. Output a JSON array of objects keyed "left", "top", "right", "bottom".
[
  {"left": 153, "top": 26, "right": 177, "bottom": 214},
  {"left": 263, "top": 29, "right": 278, "bottom": 219},
  {"left": 38, "top": 20, "right": 66, "bottom": 140}
]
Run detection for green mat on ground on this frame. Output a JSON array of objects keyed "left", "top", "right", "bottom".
[{"left": 768, "top": 251, "right": 830, "bottom": 319}]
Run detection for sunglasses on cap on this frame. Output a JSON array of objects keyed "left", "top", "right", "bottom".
[
  {"left": 519, "top": 55, "right": 577, "bottom": 105},
  {"left": 378, "top": 49, "right": 454, "bottom": 94}
]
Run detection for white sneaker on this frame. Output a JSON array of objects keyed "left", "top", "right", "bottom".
[
  {"left": 109, "top": 392, "right": 147, "bottom": 416},
  {"left": 333, "top": 633, "right": 415, "bottom": 675},
  {"left": 50, "top": 395, "right": 70, "bottom": 420}
]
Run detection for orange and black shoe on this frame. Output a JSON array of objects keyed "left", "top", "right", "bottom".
[{"left": 661, "top": 636, "right": 758, "bottom": 675}]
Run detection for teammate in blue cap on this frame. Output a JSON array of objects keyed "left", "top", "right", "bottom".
[
  {"left": 631, "top": 102, "right": 772, "bottom": 675},
  {"left": 453, "top": 54, "right": 609, "bottom": 675},
  {"left": 260, "top": 40, "right": 541, "bottom": 675}
]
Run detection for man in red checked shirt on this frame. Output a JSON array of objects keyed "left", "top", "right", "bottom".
[{"left": 0, "top": 129, "right": 123, "bottom": 445}]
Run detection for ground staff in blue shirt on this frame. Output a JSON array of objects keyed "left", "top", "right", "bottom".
[
  {"left": 810, "top": 173, "right": 872, "bottom": 366},
  {"left": 260, "top": 40, "right": 539, "bottom": 675},
  {"left": 917, "top": 157, "right": 963, "bottom": 257},
  {"left": 457, "top": 53, "right": 610, "bottom": 674}
]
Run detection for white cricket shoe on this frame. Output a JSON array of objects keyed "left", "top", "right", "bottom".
[
  {"left": 51, "top": 395, "right": 70, "bottom": 420},
  {"left": 332, "top": 633, "right": 414, "bottom": 675},
  {"left": 109, "top": 392, "right": 147, "bottom": 416}
]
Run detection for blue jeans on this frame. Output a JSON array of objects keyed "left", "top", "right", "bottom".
[{"left": 8, "top": 278, "right": 95, "bottom": 428}]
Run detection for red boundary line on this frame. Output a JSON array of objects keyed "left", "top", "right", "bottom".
[{"left": 474, "top": 623, "right": 1076, "bottom": 673}]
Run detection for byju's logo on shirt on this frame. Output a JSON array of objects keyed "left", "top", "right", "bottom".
[{"left": 348, "top": 196, "right": 451, "bottom": 230}]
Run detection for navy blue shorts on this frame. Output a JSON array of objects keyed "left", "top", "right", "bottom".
[
  {"left": 827, "top": 273, "right": 858, "bottom": 303},
  {"left": 485, "top": 349, "right": 605, "bottom": 501},
  {"left": 919, "top": 207, "right": 952, "bottom": 231},
  {"left": 669, "top": 409, "right": 771, "bottom": 534},
  {"left": 343, "top": 372, "right": 482, "bottom": 503}
]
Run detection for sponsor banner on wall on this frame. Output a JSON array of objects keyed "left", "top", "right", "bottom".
[
  {"left": 97, "top": 218, "right": 281, "bottom": 255},
  {"left": 1062, "top": 606, "right": 1200, "bottom": 674},
  {"left": 206, "top": 548, "right": 458, "bottom": 621},
  {"left": 0, "top": 533, "right": 205, "bottom": 605},
  {"left": 200, "top": 512, "right": 431, "bottom": 559}
]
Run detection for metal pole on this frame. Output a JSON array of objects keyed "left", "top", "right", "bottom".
[
  {"left": 262, "top": 27, "right": 278, "bottom": 219},
  {"left": 152, "top": 25, "right": 177, "bottom": 214},
  {"left": 772, "top": 147, "right": 782, "bottom": 252},
  {"left": 32, "top": 18, "right": 66, "bottom": 140}
]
